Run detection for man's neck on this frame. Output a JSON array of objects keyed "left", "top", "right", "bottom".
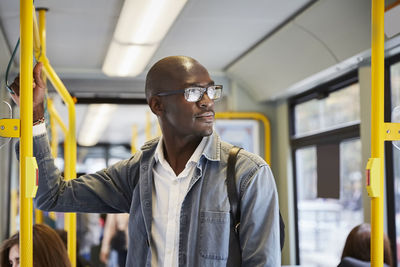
[{"left": 162, "top": 135, "right": 203, "bottom": 176}]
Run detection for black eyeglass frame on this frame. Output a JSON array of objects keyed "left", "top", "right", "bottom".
[{"left": 155, "top": 85, "right": 223, "bottom": 102}]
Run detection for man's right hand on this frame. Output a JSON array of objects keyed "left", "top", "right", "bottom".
[{"left": 9, "top": 62, "right": 46, "bottom": 122}]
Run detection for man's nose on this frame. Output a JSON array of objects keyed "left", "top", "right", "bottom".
[{"left": 198, "top": 92, "right": 214, "bottom": 108}]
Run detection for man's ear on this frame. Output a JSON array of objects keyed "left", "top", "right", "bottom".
[{"left": 148, "top": 96, "right": 164, "bottom": 116}]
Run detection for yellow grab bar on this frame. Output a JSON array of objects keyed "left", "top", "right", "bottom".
[
  {"left": 41, "top": 58, "right": 77, "bottom": 267},
  {"left": 32, "top": 8, "right": 41, "bottom": 60},
  {"left": 215, "top": 112, "right": 271, "bottom": 165},
  {"left": 369, "top": 0, "right": 384, "bottom": 266},
  {"left": 131, "top": 125, "right": 137, "bottom": 154},
  {"left": 35, "top": 9, "right": 77, "bottom": 266},
  {"left": 34, "top": 9, "right": 47, "bottom": 224},
  {"left": 20, "top": 0, "right": 34, "bottom": 266}
]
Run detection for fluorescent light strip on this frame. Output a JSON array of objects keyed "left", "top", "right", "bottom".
[
  {"left": 115, "top": 0, "right": 187, "bottom": 44},
  {"left": 78, "top": 104, "right": 117, "bottom": 146},
  {"left": 102, "top": 0, "right": 188, "bottom": 77},
  {"left": 102, "top": 43, "right": 158, "bottom": 77}
]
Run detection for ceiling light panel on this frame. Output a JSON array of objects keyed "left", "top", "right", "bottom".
[
  {"left": 102, "top": 42, "right": 158, "bottom": 77},
  {"left": 115, "top": 0, "right": 187, "bottom": 44}
]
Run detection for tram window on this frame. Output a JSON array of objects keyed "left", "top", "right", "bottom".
[
  {"left": 290, "top": 75, "right": 362, "bottom": 266},
  {"left": 294, "top": 83, "right": 360, "bottom": 137},
  {"left": 391, "top": 61, "right": 400, "bottom": 109},
  {"left": 295, "top": 139, "right": 363, "bottom": 267},
  {"left": 108, "top": 145, "right": 132, "bottom": 166},
  {"left": 390, "top": 60, "right": 400, "bottom": 264}
]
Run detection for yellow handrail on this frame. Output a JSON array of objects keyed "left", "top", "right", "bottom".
[
  {"left": 215, "top": 112, "right": 271, "bottom": 165},
  {"left": 20, "top": 0, "right": 34, "bottom": 266},
  {"left": 34, "top": 9, "right": 78, "bottom": 267},
  {"left": 33, "top": 8, "right": 45, "bottom": 225},
  {"left": 131, "top": 125, "right": 137, "bottom": 154},
  {"left": 41, "top": 58, "right": 77, "bottom": 267},
  {"left": 370, "top": 0, "right": 384, "bottom": 266},
  {"left": 48, "top": 98, "right": 68, "bottom": 144},
  {"left": 47, "top": 98, "right": 60, "bottom": 223},
  {"left": 32, "top": 8, "right": 41, "bottom": 61}
]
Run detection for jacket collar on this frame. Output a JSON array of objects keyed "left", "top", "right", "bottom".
[
  {"left": 140, "top": 131, "right": 221, "bottom": 163},
  {"left": 201, "top": 131, "right": 221, "bottom": 162}
]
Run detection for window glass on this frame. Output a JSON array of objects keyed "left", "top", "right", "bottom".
[
  {"left": 391, "top": 61, "right": 400, "bottom": 264},
  {"left": 108, "top": 145, "right": 132, "bottom": 166},
  {"left": 296, "top": 139, "right": 363, "bottom": 266},
  {"left": 391, "top": 61, "right": 400, "bottom": 109},
  {"left": 295, "top": 83, "right": 360, "bottom": 136}
]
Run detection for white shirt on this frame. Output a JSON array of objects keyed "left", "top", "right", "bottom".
[
  {"left": 151, "top": 137, "right": 207, "bottom": 267},
  {"left": 33, "top": 123, "right": 210, "bottom": 266},
  {"left": 33, "top": 122, "right": 46, "bottom": 136}
]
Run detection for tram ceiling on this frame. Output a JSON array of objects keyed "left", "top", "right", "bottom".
[
  {"left": 0, "top": 0, "right": 399, "bottom": 100},
  {"left": 1, "top": 0, "right": 399, "bottom": 146},
  {"left": 0, "top": 0, "right": 313, "bottom": 98}
]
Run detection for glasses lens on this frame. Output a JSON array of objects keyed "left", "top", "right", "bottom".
[
  {"left": 185, "top": 88, "right": 203, "bottom": 102},
  {"left": 207, "top": 86, "right": 222, "bottom": 100}
]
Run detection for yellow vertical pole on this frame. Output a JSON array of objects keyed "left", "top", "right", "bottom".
[
  {"left": 47, "top": 98, "right": 64, "bottom": 222},
  {"left": 42, "top": 60, "right": 77, "bottom": 267},
  {"left": 37, "top": 8, "right": 47, "bottom": 84},
  {"left": 34, "top": 8, "right": 48, "bottom": 225},
  {"left": 35, "top": 209, "right": 43, "bottom": 224},
  {"left": 20, "top": 0, "right": 34, "bottom": 266},
  {"left": 146, "top": 111, "right": 151, "bottom": 141},
  {"left": 131, "top": 125, "right": 137, "bottom": 154},
  {"left": 370, "top": 0, "right": 384, "bottom": 266},
  {"left": 47, "top": 99, "right": 59, "bottom": 158},
  {"left": 36, "top": 8, "right": 77, "bottom": 265},
  {"left": 10, "top": 189, "right": 19, "bottom": 235}
]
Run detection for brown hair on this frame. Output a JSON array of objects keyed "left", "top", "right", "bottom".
[
  {"left": 0, "top": 224, "right": 71, "bottom": 267},
  {"left": 0, "top": 232, "right": 18, "bottom": 267},
  {"left": 341, "top": 223, "right": 393, "bottom": 267}
]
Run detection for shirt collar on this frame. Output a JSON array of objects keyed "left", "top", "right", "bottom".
[{"left": 154, "top": 136, "right": 209, "bottom": 169}]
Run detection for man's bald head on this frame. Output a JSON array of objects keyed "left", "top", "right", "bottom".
[{"left": 145, "top": 56, "right": 209, "bottom": 101}]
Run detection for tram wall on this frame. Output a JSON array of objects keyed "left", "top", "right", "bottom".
[
  {"left": 0, "top": 25, "right": 13, "bottom": 242},
  {"left": 227, "top": 67, "right": 377, "bottom": 265}
]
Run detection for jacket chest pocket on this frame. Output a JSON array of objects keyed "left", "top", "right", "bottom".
[{"left": 199, "top": 211, "right": 230, "bottom": 261}]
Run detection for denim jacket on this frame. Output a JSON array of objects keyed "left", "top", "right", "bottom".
[{"left": 27, "top": 131, "right": 281, "bottom": 267}]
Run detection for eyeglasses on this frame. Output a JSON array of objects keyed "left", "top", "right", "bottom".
[{"left": 155, "top": 85, "right": 223, "bottom": 102}]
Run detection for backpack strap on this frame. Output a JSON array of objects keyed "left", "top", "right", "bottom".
[
  {"left": 226, "top": 146, "right": 243, "bottom": 266},
  {"left": 227, "top": 146, "right": 242, "bottom": 234},
  {"left": 226, "top": 146, "right": 286, "bottom": 253}
]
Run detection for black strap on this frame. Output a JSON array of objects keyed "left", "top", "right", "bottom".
[
  {"left": 226, "top": 146, "right": 286, "bottom": 254},
  {"left": 227, "top": 146, "right": 242, "bottom": 234},
  {"left": 227, "top": 146, "right": 243, "bottom": 266}
]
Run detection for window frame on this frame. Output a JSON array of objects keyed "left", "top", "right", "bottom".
[
  {"left": 384, "top": 53, "right": 400, "bottom": 266},
  {"left": 288, "top": 71, "right": 360, "bottom": 264}
]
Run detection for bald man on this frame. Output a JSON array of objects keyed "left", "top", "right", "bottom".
[{"left": 11, "top": 56, "right": 281, "bottom": 266}]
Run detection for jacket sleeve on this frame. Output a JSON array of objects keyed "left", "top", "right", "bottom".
[
  {"left": 239, "top": 164, "right": 281, "bottom": 267},
  {"left": 16, "top": 133, "right": 139, "bottom": 213}
]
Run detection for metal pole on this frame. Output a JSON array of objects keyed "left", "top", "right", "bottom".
[
  {"left": 370, "top": 0, "right": 384, "bottom": 266},
  {"left": 20, "top": 0, "right": 34, "bottom": 265}
]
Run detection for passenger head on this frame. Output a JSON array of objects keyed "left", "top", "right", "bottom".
[
  {"left": 341, "top": 223, "right": 393, "bottom": 267},
  {"left": 0, "top": 224, "right": 71, "bottom": 267},
  {"left": 0, "top": 232, "right": 18, "bottom": 267},
  {"left": 145, "top": 56, "right": 216, "bottom": 138}
]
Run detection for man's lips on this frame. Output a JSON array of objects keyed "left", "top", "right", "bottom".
[{"left": 195, "top": 111, "right": 215, "bottom": 120}]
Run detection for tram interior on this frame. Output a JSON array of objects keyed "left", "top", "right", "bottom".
[{"left": 1, "top": 0, "right": 400, "bottom": 266}]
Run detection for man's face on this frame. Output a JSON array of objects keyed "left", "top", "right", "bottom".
[{"left": 159, "top": 64, "right": 215, "bottom": 139}]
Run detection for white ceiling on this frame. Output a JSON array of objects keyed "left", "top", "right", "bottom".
[
  {"left": 0, "top": 0, "right": 313, "bottom": 97},
  {"left": 1, "top": 0, "right": 399, "bottom": 146}
]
